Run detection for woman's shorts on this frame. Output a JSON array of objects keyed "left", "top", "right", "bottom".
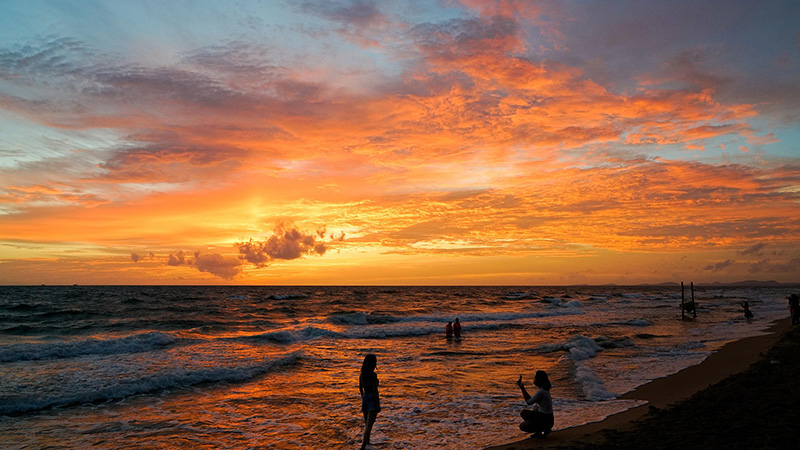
[
  {"left": 361, "top": 393, "right": 381, "bottom": 413},
  {"left": 519, "top": 409, "right": 553, "bottom": 433}
]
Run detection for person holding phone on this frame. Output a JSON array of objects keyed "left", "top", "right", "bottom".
[{"left": 517, "top": 370, "right": 554, "bottom": 437}]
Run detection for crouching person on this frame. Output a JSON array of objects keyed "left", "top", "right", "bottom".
[{"left": 516, "top": 370, "right": 554, "bottom": 437}]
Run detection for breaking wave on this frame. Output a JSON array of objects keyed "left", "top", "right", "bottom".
[
  {"left": 0, "top": 352, "right": 302, "bottom": 415},
  {"left": 0, "top": 332, "right": 179, "bottom": 363}
]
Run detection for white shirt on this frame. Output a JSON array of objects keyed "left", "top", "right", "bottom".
[{"left": 525, "top": 388, "right": 553, "bottom": 414}]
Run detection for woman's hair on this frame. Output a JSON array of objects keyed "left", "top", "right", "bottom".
[
  {"left": 533, "top": 370, "right": 551, "bottom": 390},
  {"left": 361, "top": 353, "right": 377, "bottom": 373}
]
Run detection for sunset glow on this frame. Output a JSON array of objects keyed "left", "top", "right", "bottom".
[{"left": 1, "top": 0, "right": 799, "bottom": 284}]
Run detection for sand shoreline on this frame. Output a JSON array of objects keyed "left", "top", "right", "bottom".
[{"left": 485, "top": 317, "right": 792, "bottom": 449}]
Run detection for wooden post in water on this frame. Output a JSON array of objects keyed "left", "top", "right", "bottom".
[
  {"left": 681, "top": 282, "right": 685, "bottom": 319},
  {"left": 691, "top": 282, "right": 696, "bottom": 318}
]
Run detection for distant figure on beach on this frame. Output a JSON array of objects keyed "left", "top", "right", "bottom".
[
  {"left": 788, "top": 294, "right": 800, "bottom": 325},
  {"left": 516, "top": 370, "right": 554, "bottom": 437},
  {"left": 446, "top": 321, "right": 453, "bottom": 339},
  {"left": 742, "top": 301, "right": 754, "bottom": 319},
  {"left": 359, "top": 354, "right": 381, "bottom": 450},
  {"left": 453, "top": 318, "right": 462, "bottom": 338}
]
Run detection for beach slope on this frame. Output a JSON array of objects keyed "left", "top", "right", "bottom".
[{"left": 487, "top": 319, "right": 796, "bottom": 449}]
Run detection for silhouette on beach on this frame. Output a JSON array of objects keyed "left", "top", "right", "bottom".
[
  {"left": 359, "top": 354, "right": 381, "bottom": 450},
  {"left": 789, "top": 294, "right": 800, "bottom": 325},
  {"left": 445, "top": 321, "right": 453, "bottom": 339},
  {"left": 516, "top": 370, "right": 554, "bottom": 437},
  {"left": 742, "top": 301, "right": 754, "bottom": 319},
  {"left": 453, "top": 318, "right": 462, "bottom": 338}
]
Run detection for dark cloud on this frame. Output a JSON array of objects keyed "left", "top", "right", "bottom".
[
  {"left": 181, "top": 41, "right": 279, "bottom": 79},
  {"left": 131, "top": 252, "right": 155, "bottom": 263},
  {"left": 297, "top": 0, "right": 392, "bottom": 48},
  {"left": 410, "top": 15, "right": 521, "bottom": 60},
  {"left": 738, "top": 243, "right": 767, "bottom": 255},
  {"left": 632, "top": 219, "right": 791, "bottom": 242},
  {"left": 97, "top": 142, "right": 246, "bottom": 182},
  {"left": 1, "top": 37, "right": 255, "bottom": 132},
  {"left": 193, "top": 251, "right": 242, "bottom": 279},
  {"left": 0, "top": 36, "right": 91, "bottom": 82},
  {"left": 658, "top": 48, "right": 733, "bottom": 90},
  {"left": 0, "top": 37, "right": 312, "bottom": 129},
  {"left": 300, "top": 0, "right": 386, "bottom": 28},
  {"left": 167, "top": 250, "right": 186, "bottom": 266},
  {"left": 91, "top": 65, "right": 241, "bottom": 107},
  {"left": 165, "top": 249, "right": 241, "bottom": 279},
  {"left": 748, "top": 258, "right": 800, "bottom": 274},
  {"left": 0, "top": 94, "right": 73, "bottom": 118},
  {"left": 702, "top": 259, "right": 735, "bottom": 272},
  {"left": 161, "top": 226, "right": 336, "bottom": 279},
  {"left": 543, "top": 0, "right": 800, "bottom": 120},
  {"left": 236, "top": 225, "right": 328, "bottom": 266}
]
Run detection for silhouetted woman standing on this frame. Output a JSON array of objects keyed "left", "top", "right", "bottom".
[{"left": 359, "top": 354, "right": 381, "bottom": 449}]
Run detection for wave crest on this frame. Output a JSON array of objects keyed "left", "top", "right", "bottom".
[
  {"left": 0, "top": 352, "right": 302, "bottom": 415},
  {"left": 0, "top": 332, "right": 178, "bottom": 363}
]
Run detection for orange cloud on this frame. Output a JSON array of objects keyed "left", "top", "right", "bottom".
[{"left": 1, "top": 4, "right": 798, "bottom": 285}]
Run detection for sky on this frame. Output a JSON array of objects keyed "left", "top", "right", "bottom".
[{"left": 1, "top": 0, "right": 799, "bottom": 285}]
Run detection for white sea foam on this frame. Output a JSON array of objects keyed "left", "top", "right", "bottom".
[
  {"left": 239, "top": 309, "right": 587, "bottom": 344},
  {"left": 559, "top": 299, "right": 583, "bottom": 308},
  {"left": 566, "top": 335, "right": 604, "bottom": 361},
  {"left": 433, "top": 308, "right": 584, "bottom": 324},
  {"left": 538, "top": 334, "right": 632, "bottom": 360},
  {"left": 243, "top": 327, "right": 344, "bottom": 343},
  {"left": 267, "top": 294, "right": 308, "bottom": 300},
  {"left": 0, "top": 332, "right": 178, "bottom": 363},
  {"left": 327, "top": 311, "right": 402, "bottom": 325},
  {"left": 351, "top": 308, "right": 585, "bottom": 327},
  {"left": 0, "top": 352, "right": 302, "bottom": 415},
  {"left": 573, "top": 364, "right": 617, "bottom": 400},
  {"left": 621, "top": 318, "right": 652, "bottom": 326}
]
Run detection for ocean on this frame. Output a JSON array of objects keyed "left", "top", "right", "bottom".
[{"left": 0, "top": 285, "right": 791, "bottom": 449}]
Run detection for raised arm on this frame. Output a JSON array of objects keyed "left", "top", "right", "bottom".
[{"left": 517, "top": 375, "right": 531, "bottom": 402}]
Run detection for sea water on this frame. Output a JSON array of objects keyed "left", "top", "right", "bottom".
[{"left": 0, "top": 285, "right": 791, "bottom": 449}]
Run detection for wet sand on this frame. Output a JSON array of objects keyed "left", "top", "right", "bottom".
[{"left": 486, "top": 318, "right": 795, "bottom": 450}]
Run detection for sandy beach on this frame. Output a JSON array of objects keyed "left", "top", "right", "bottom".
[{"left": 486, "top": 318, "right": 796, "bottom": 449}]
